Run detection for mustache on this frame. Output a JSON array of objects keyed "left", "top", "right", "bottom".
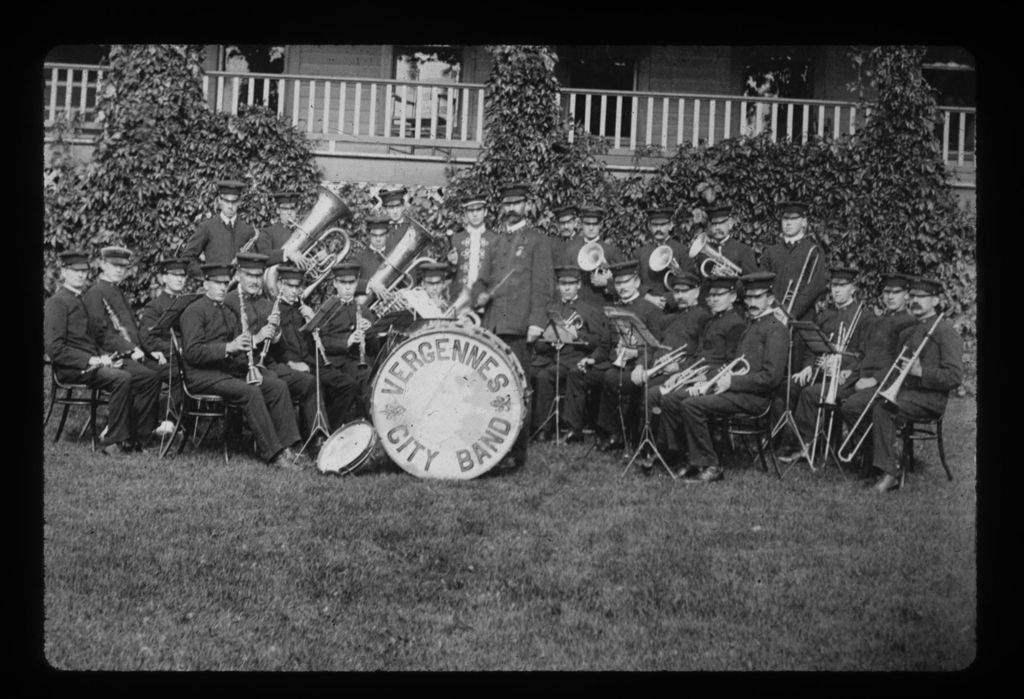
[{"left": 501, "top": 210, "right": 522, "bottom": 221}]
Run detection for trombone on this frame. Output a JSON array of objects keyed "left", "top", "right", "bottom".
[
  {"left": 836, "top": 312, "right": 945, "bottom": 463},
  {"left": 780, "top": 245, "right": 820, "bottom": 315},
  {"left": 809, "top": 302, "right": 863, "bottom": 465},
  {"left": 688, "top": 233, "right": 742, "bottom": 278}
]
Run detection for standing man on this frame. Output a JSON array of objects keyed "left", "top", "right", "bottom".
[
  {"left": 472, "top": 181, "right": 556, "bottom": 468},
  {"left": 179, "top": 262, "right": 307, "bottom": 470},
  {"left": 46, "top": 250, "right": 161, "bottom": 456},
  {"left": 182, "top": 179, "right": 259, "bottom": 278},
  {"left": 659, "top": 271, "right": 788, "bottom": 483},
  {"left": 854, "top": 276, "right": 963, "bottom": 493},
  {"left": 760, "top": 201, "right": 827, "bottom": 323},
  {"left": 381, "top": 186, "right": 427, "bottom": 252},
  {"left": 550, "top": 204, "right": 580, "bottom": 267},
  {"left": 352, "top": 214, "right": 392, "bottom": 297},
  {"left": 531, "top": 265, "right": 610, "bottom": 442},
  {"left": 447, "top": 192, "right": 496, "bottom": 307},
  {"left": 691, "top": 203, "right": 758, "bottom": 283},
  {"left": 637, "top": 207, "right": 694, "bottom": 310},
  {"left": 563, "top": 204, "right": 625, "bottom": 306},
  {"left": 254, "top": 190, "right": 310, "bottom": 269}
]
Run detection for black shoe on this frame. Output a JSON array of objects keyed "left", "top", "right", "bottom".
[
  {"left": 101, "top": 442, "right": 128, "bottom": 457},
  {"left": 562, "top": 430, "right": 584, "bottom": 444},
  {"left": 687, "top": 465, "right": 723, "bottom": 483},
  {"left": 268, "top": 450, "right": 291, "bottom": 469}
]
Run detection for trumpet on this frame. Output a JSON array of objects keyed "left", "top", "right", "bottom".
[
  {"left": 780, "top": 245, "right": 820, "bottom": 316},
  {"left": 649, "top": 245, "right": 682, "bottom": 290},
  {"left": 688, "top": 233, "right": 742, "bottom": 278},
  {"left": 658, "top": 358, "right": 711, "bottom": 395},
  {"left": 578, "top": 241, "right": 610, "bottom": 275},
  {"left": 237, "top": 292, "right": 262, "bottom": 386},
  {"left": 691, "top": 355, "right": 750, "bottom": 396},
  {"left": 646, "top": 344, "right": 689, "bottom": 378},
  {"left": 562, "top": 311, "right": 584, "bottom": 331},
  {"left": 837, "top": 312, "right": 944, "bottom": 463}
]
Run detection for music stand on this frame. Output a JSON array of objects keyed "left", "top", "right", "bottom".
[
  {"left": 148, "top": 293, "right": 202, "bottom": 453},
  {"left": 771, "top": 319, "right": 842, "bottom": 472},
  {"left": 298, "top": 298, "right": 343, "bottom": 457},
  {"left": 530, "top": 315, "right": 588, "bottom": 445}
]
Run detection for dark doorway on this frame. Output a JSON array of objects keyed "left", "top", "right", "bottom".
[
  {"left": 741, "top": 46, "right": 815, "bottom": 139},
  {"left": 557, "top": 45, "right": 637, "bottom": 138},
  {"left": 224, "top": 45, "right": 286, "bottom": 111}
]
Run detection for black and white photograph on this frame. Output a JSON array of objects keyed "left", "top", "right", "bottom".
[{"left": 37, "top": 43, "right": 981, "bottom": 677}]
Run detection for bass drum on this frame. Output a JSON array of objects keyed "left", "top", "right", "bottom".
[
  {"left": 369, "top": 321, "right": 527, "bottom": 480},
  {"left": 316, "top": 419, "right": 387, "bottom": 476}
]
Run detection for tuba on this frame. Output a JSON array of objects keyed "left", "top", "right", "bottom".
[
  {"left": 688, "top": 233, "right": 742, "bottom": 278},
  {"left": 649, "top": 245, "right": 682, "bottom": 290},
  {"left": 578, "top": 242, "right": 610, "bottom": 275},
  {"left": 363, "top": 219, "right": 439, "bottom": 317},
  {"left": 264, "top": 187, "right": 352, "bottom": 299}
]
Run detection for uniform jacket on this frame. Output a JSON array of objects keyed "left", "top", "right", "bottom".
[
  {"left": 45, "top": 286, "right": 103, "bottom": 380},
  {"left": 803, "top": 300, "right": 873, "bottom": 373},
  {"left": 727, "top": 312, "right": 789, "bottom": 396},
  {"left": 858, "top": 308, "right": 917, "bottom": 381},
  {"left": 653, "top": 304, "right": 711, "bottom": 368},
  {"left": 532, "top": 296, "right": 610, "bottom": 367},
  {"left": 760, "top": 236, "right": 827, "bottom": 321},
  {"left": 471, "top": 221, "right": 555, "bottom": 336},
  {"left": 224, "top": 289, "right": 276, "bottom": 366},
  {"left": 316, "top": 297, "right": 366, "bottom": 368},
  {"left": 635, "top": 239, "right": 693, "bottom": 298},
  {"left": 269, "top": 299, "right": 315, "bottom": 366},
  {"left": 691, "top": 308, "right": 746, "bottom": 371},
  {"left": 606, "top": 294, "right": 666, "bottom": 367},
  {"left": 254, "top": 221, "right": 293, "bottom": 266},
  {"left": 138, "top": 291, "right": 184, "bottom": 358},
  {"left": 560, "top": 236, "right": 625, "bottom": 307},
  {"left": 82, "top": 279, "right": 141, "bottom": 354},
  {"left": 448, "top": 226, "right": 497, "bottom": 302},
  {"left": 183, "top": 215, "right": 258, "bottom": 278},
  {"left": 892, "top": 314, "right": 963, "bottom": 414},
  {"left": 179, "top": 295, "right": 252, "bottom": 389},
  {"left": 691, "top": 236, "right": 758, "bottom": 278}
]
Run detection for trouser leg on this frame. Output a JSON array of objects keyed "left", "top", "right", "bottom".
[
  {"left": 272, "top": 364, "right": 318, "bottom": 438},
  {"left": 260, "top": 372, "right": 300, "bottom": 450},
  {"left": 681, "top": 394, "right": 768, "bottom": 469},
  {"left": 199, "top": 377, "right": 284, "bottom": 462},
  {"left": 86, "top": 366, "right": 133, "bottom": 445},
  {"left": 563, "top": 366, "right": 603, "bottom": 431},
  {"left": 319, "top": 364, "right": 359, "bottom": 431},
  {"left": 531, "top": 364, "right": 558, "bottom": 433}
]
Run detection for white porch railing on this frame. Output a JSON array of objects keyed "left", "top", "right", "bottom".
[{"left": 43, "top": 63, "right": 977, "bottom": 169}]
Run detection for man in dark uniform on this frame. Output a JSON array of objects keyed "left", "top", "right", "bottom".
[
  {"left": 182, "top": 179, "right": 259, "bottom": 278},
  {"left": 654, "top": 275, "right": 746, "bottom": 460},
  {"left": 778, "top": 265, "right": 875, "bottom": 463},
  {"left": 471, "top": 182, "right": 555, "bottom": 468},
  {"left": 531, "top": 265, "right": 610, "bottom": 442},
  {"left": 591, "top": 260, "right": 666, "bottom": 452},
  {"left": 659, "top": 271, "right": 789, "bottom": 483},
  {"left": 82, "top": 245, "right": 165, "bottom": 445},
  {"left": 381, "top": 185, "right": 432, "bottom": 257},
  {"left": 637, "top": 207, "right": 695, "bottom": 311},
  {"left": 562, "top": 204, "right": 626, "bottom": 307},
  {"left": 46, "top": 250, "right": 161, "bottom": 456},
  {"left": 178, "top": 262, "right": 308, "bottom": 470},
  {"left": 761, "top": 201, "right": 827, "bottom": 322},
  {"left": 225, "top": 253, "right": 319, "bottom": 445},
  {"left": 446, "top": 192, "right": 497, "bottom": 308},
  {"left": 254, "top": 190, "right": 311, "bottom": 270},
  {"left": 318, "top": 262, "right": 374, "bottom": 420},
  {"left": 550, "top": 204, "right": 580, "bottom": 268},
  {"left": 350, "top": 214, "right": 391, "bottom": 298},
  {"left": 690, "top": 203, "right": 758, "bottom": 287},
  {"left": 138, "top": 256, "right": 194, "bottom": 435},
  {"left": 850, "top": 276, "right": 963, "bottom": 493}
]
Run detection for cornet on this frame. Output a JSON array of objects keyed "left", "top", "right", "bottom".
[
  {"left": 646, "top": 344, "right": 688, "bottom": 379},
  {"left": 688, "top": 233, "right": 742, "bottom": 278},
  {"left": 658, "top": 358, "right": 710, "bottom": 395},
  {"left": 578, "top": 241, "right": 610, "bottom": 275},
  {"left": 691, "top": 355, "right": 750, "bottom": 396},
  {"left": 649, "top": 245, "right": 681, "bottom": 290}
]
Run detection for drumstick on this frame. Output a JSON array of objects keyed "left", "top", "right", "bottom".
[{"left": 487, "top": 269, "right": 516, "bottom": 298}]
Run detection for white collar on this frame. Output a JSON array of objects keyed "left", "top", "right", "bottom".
[
  {"left": 62, "top": 283, "right": 83, "bottom": 296},
  {"left": 783, "top": 232, "right": 805, "bottom": 244},
  {"left": 220, "top": 214, "right": 236, "bottom": 226},
  {"left": 507, "top": 219, "right": 526, "bottom": 233}
]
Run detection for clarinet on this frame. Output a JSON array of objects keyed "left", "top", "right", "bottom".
[
  {"left": 101, "top": 298, "right": 144, "bottom": 358},
  {"left": 257, "top": 291, "right": 283, "bottom": 368},
  {"left": 238, "top": 293, "right": 263, "bottom": 386}
]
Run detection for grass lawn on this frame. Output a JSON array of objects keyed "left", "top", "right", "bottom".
[{"left": 41, "top": 371, "right": 977, "bottom": 671}]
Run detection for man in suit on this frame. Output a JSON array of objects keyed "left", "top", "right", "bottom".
[
  {"left": 178, "top": 262, "right": 308, "bottom": 470},
  {"left": 550, "top": 204, "right": 580, "bottom": 268},
  {"left": 182, "top": 179, "right": 259, "bottom": 278},
  {"left": 636, "top": 207, "right": 695, "bottom": 311},
  {"left": 760, "top": 201, "right": 827, "bottom": 325},
  {"left": 254, "top": 190, "right": 311, "bottom": 269},
  {"left": 472, "top": 182, "right": 556, "bottom": 468},
  {"left": 45, "top": 250, "right": 161, "bottom": 456}
]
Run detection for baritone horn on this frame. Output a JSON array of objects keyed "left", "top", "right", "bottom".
[
  {"left": 363, "top": 220, "right": 440, "bottom": 317},
  {"left": 688, "top": 233, "right": 742, "bottom": 278},
  {"left": 578, "top": 242, "right": 610, "bottom": 275},
  {"left": 649, "top": 245, "right": 682, "bottom": 290},
  {"left": 264, "top": 187, "right": 352, "bottom": 299}
]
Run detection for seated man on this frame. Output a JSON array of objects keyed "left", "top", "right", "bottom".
[
  {"left": 45, "top": 250, "right": 161, "bottom": 455},
  {"left": 659, "top": 271, "right": 789, "bottom": 483},
  {"left": 138, "top": 256, "right": 195, "bottom": 435},
  {"left": 851, "top": 276, "right": 963, "bottom": 493},
  {"left": 179, "top": 262, "right": 308, "bottom": 470},
  {"left": 318, "top": 262, "right": 374, "bottom": 420},
  {"left": 532, "top": 265, "right": 610, "bottom": 442}
]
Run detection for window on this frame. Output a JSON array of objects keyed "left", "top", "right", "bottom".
[
  {"left": 391, "top": 45, "right": 463, "bottom": 137},
  {"left": 558, "top": 45, "right": 638, "bottom": 138},
  {"left": 742, "top": 47, "right": 815, "bottom": 138},
  {"left": 222, "top": 45, "right": 286, "bottom": 111},
  {"left": 922, "top": 46, "right": 975, "bottom": 107}
]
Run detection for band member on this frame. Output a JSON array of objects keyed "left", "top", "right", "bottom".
[
  {"left": 550, "top": 204, "right": 580, "bottom": 267},
  {"left": 319, "top": 262, "right": 374, "bottom": 419},
  {"left": 850, "top": 276, "right": 963, "bottom": 493},
  {"left": 563, "top": 204, "right": 626, "bottom": 306},
  {"left": 417, "top": 261, "right": 455, "bottom": 310},
  {"left": 45, "top": 250, "right": 161, "bottom": 456},
  {"left": 531, "top": 265, "right": 610, "bottom": 442},
  {"left": 446, "top": 192, "right": 496, "bottom": 305},
  {"left": 691, "top": 204, "right": 759, "bottom": 300},
  {"left": 637, "top": 207, "right": 695, "bottom": 310},
  {"left": 352, "top": 215, "right": 392, "bottom": 297},
  {"left": 270, "top": 265, "right": 359, "bottom": 436},
  {"left": 632, "top": 270, "right": 710, "bottom": 414},
  {"left": 659, "top": 271, "right": 789, "bottom": 482},
  {"left": 472, "top": 181, "right": 556, "bottom": 468},
  {"left": 381, "top": 185, "right": 436, "bottom": 258},
  {"left": 654, "top": 275, "right": 746, "bottom": 458},
  {"left": 138, "top": 256, "right": 192, "bottom": 432},
  {"left": 778, "top": 266, "right": 875, "bottom": 463},
  {"left": 178, "top": 263, "right": 308, "bottom": 470},
  {"left": 254, "top": 190, "right": 310, "bottom": 269},
  {"left": 182, "top": 179, "right": 258, "bottom": 278},
  {"left": 760, "top": 201, "right": 827, "bottom": 323},
  {"left": 591, "top": 260, "right": 666, "bottom": 452}
]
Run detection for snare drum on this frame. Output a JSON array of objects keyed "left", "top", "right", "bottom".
[
  {"left": 316, "top": 420, "right": 387, "bottom": 475},
  {"left": 370, "top": 321, "right": 528, "bottom": 480}
]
